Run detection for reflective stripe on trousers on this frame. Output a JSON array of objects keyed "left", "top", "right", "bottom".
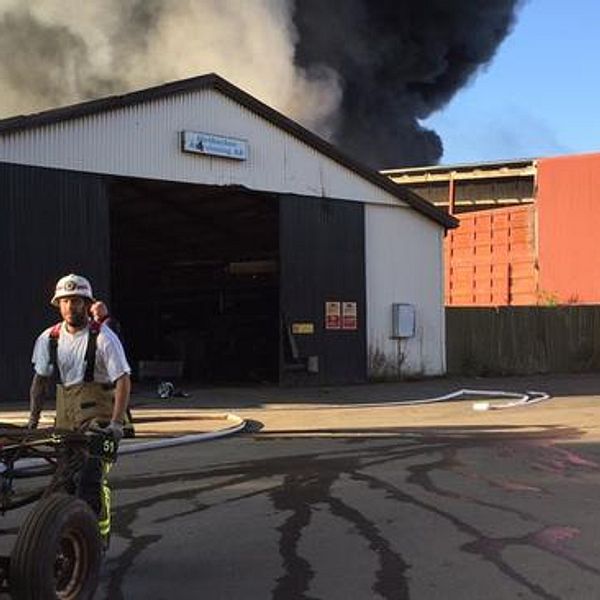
[
  {"left": 76, "top": 454, "right": 113, "bottom": 539},
  {"left": 98, "top": 461, "right": 112, "bottom": 538}
]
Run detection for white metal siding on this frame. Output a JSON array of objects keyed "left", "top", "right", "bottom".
[
  {"left": 0, "top": 89, "right": 405, "bottom": 207},
  {"left": 365, "top": 204, "right": 446, "bottom": 377}
]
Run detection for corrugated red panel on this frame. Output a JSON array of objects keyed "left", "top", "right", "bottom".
[
  {"left": 537, "top": 153, "right": 600, "bottom": 304},
  {"left": 445, "top": 205, "right": 538, "bottom": 306}
]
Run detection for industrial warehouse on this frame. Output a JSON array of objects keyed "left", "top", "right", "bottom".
[{"left": 0, "top": 74, "right": 457, "bottom": 400}]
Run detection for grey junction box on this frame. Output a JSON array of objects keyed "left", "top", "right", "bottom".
[{"left": 392, "top": 303, "right": 416, "bottom": 338}]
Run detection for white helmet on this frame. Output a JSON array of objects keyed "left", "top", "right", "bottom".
[{"left": 51, "top": 274, "right": 95, "bottom": 306}]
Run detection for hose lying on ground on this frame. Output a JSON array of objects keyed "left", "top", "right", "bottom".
[
  {"left": 1, "top": 389, "right": 552, "bottom": 472},
  {"left": 265, "top": 389, "right": 551, "bottom": 411},
  {"left": 118, "top": 413, "right": 246, "bottom": 455},
  {"left": 0, "top": 413, "right": 246, "bottom": 473}
]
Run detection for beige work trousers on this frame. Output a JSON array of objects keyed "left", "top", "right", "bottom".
[{"left": 55, "top": 382, "right": 114, "bottom": 430}]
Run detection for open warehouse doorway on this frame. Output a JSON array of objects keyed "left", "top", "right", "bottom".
[{"left": 108, "top": 176, "right": 280, "bottom": 384}]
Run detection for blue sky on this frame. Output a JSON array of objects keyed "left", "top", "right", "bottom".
[{"left": 423, "top": 0, "right": 600, "bottom": 165}]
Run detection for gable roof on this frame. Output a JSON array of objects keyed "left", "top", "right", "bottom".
[{"left": 0, "top": 73, "right": 457, "bottom": 229}]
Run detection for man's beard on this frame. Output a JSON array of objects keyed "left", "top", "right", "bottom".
[{"left": 67, "top": 312, "right": 87, "bottom": 328}]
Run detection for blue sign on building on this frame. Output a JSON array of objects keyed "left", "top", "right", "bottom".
[{"left": 181, "top": 130, "right": 248, "bottom": 160}]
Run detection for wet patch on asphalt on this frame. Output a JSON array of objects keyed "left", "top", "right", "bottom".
[{"left": 103, "top": 427, "right": 598, "bottom": 599}]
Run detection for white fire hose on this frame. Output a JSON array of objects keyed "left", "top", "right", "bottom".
[
  {"left": 356, "top": 388, "right": 551, "bottom": 411},
  {"left": 0, "top": 413, "right": 246, "bottom": 474},
  {"left": 1, "top": 388, "right": 551, "bottom": 472},
  {"left": 118, "top": 412, "right": 246, "bottom": 455},
  {"left": 265, "top": 388, "right": 551, "bottom": 411}
]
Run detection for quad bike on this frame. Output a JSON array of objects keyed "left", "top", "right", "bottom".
[{"left": 0, "top": 424, "right": 117, "bottom": 599}]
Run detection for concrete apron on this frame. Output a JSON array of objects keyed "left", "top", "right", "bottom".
[
  {"left": 235, "top": 395, "right": 600, "bottom": 443},
  {"left": 1, "top": 393, "right": 599, "bottom": 443}
]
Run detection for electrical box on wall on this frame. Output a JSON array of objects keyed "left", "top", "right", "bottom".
[{"left": 392, "top": 303, "right": 415, "bottom": 338}]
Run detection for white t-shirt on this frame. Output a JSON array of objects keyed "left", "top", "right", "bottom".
[{"left": 32, "top": 321, "right": 131, "bottom": 386}]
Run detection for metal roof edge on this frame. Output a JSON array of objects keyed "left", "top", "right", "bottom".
[
  {"left": 0, "top": 73, "right": 457, "bottom": 230},
  {"left": 382, "top": 157, "right": 537, "bottom": 176}
]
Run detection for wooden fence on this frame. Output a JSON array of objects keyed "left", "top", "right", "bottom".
[{"left": 446, "top": 306, "right": 600, "bottom": 375}]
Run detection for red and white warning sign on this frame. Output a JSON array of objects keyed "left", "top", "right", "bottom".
[
  {"left": 342, "top": 301, "right": 358, "bottom": 330},
  {"left": 325, "top": 301, "right": 341, "bottom": 330}
]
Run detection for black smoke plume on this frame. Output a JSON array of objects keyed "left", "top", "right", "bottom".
[
  {"left": 0, "top": 1, "right": 522, "bottom": 170},
  {"left": 292, "top": 0, "right": 522, "bottom": 168}
]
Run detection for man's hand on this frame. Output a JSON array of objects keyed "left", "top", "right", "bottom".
[
  {"left": 105, "top": 420, "right": 124, "bottom": 442},
  {"left": 89, "top": 419, "right": 124, "bottom": 441},
  {"left": 88, "top": 420, "right": 123, "bottom": 461}
]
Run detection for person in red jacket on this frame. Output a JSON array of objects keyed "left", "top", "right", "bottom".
[
  {"left": 90, "top": 301, "right": 122, "bottom": 339},
  {"left": 90, "top": 300, "right": 135, "bottom": 438}
]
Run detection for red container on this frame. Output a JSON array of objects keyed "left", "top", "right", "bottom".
[{"left": 536, "top": 153, "right": 600, "bottom": 304}]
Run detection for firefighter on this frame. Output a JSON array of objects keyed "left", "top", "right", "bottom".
[{"left": 27, "top": 273, "right": 131, "bottom": 547}]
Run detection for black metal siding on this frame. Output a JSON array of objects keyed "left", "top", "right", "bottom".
[
  {"left": 0, "top": 163, "right": 110, "bottom": 401},
  {"left": 279, "top": 194, "right": 366, "bottom": 385}
]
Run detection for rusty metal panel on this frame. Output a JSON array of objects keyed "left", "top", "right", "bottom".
[
  {"left": 537, "top": 154, "right": 600, "bottom": 304},
  {"left": 446, "top": 205, "right": 537, "bottom": 306},
  {"left": 398, "top": 172, "right": 534, "bottom": 211},
  {"left": 455, "top": 177, "right": 534, "bottom": 203},
  {"left": 404, "top": 182, "right": 448, "bottom": 205},
  {"left": 0, "top": 162, "right": 109, "bottom": 401}
]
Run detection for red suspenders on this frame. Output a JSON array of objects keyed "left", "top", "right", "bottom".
[{"left": 48, "top": 321, "right": 101, "bottom": 383}]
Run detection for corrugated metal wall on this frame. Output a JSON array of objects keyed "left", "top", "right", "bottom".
[
  {"left": 446, "top": 205, "right": 538, "bottom": 306},
  {"left": 0, "top": 163, "right": 110, "bottom": 401},
  {"left": 537, "top": 153, "right": 600, "bottom": 304},
  {"left": 279, "top": 194, "right": 366, "bottom": 385},
  {"left": 365, "top": 204, "right": 446, "bottom": 378},
  {"left": 0, "top": 89, "right": 403, "bottom": 208}
]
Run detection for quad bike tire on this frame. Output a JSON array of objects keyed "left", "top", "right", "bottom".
[{"left": 10, "top": 493, "right": 102, "bottom": 600}]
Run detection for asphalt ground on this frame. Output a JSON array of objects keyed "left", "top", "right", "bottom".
[{"left": 0, "top": 373, "right": 599, "bottom": 599}]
